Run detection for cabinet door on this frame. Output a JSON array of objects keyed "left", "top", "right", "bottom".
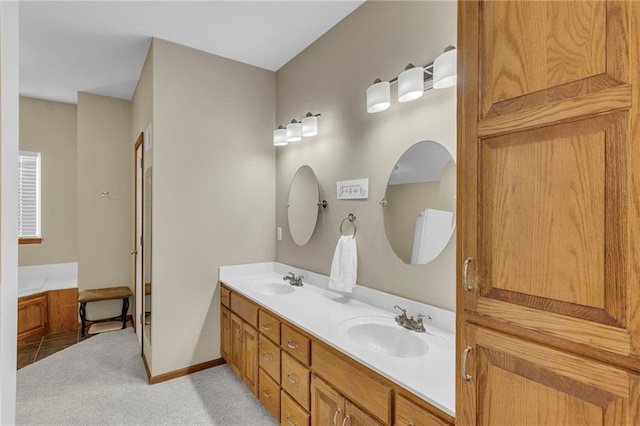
[
  {"left": 229, "top": 313, "right": 244, "bottom": 378},
  {"left": 242, "top": 322, "right": 258, "bottom": 396},
  {"left": 458, "top": 0, "right": 640, "bottom": 364},
  {"left": 344, "top": 400, "right": 382, "bottom": 426},
  {"left": 310, "top": 376, "right": 343, "bottom": 426},
  {"left": 221, "top": 306, "right": 231, "bottom": 362},
  {"left": 458, "top": 324, "right": 640, "bottom": 425},
  {"left": 17, "top": 293, "right": 48, "bottom": 343}
]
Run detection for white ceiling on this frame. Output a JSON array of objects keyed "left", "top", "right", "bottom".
[{"left": 19, "top": 1, "right": 364, "bottom": 104}]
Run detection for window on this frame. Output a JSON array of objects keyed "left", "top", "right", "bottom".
[{"left": 18, "top": 151, "right": 41, "bottom": 243}]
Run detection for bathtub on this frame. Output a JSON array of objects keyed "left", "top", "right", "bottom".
[{"left": 18, "top": 262, "right": 78, "bottom": 297}]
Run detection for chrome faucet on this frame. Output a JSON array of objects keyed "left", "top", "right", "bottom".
[
  {"left": 283, "top": 272, "right": 304, "bottom": 287},
  {"left": 394, "top": 305, "right": 431, "bottom": 333}
]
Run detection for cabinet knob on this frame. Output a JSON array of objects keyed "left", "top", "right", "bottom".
[
  {"left": 261, "top": 389, "right": 271, "bottom": 399},
  {"left": 286, "top": 340, "right": 299, "bottom": 350},
  {"left": 261, "top": 324, "right": 272, "bottom": 331}
]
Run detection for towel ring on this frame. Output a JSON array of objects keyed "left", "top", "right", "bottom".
[{"left": 339, "top": 213, "right": 357, "bottom": 237}]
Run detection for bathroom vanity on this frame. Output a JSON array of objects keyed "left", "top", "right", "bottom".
[{"left": 219, "top": 263, "right": 454, "bottom": 426}]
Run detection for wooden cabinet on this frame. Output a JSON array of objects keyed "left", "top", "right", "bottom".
[
  {"left": 229, "top": 313, "right": 244, "bottom": 377},
  {"left": 459, "top": 324, "right": 640, "bottom": 425},
  {"left": 311, "top": 376, "right": 381, "bottom": 426},
  {"left": 312, "top": 341, "right": 391, "bottom": 424},
  {"left": 282, "top": 352, "right": 310, "bottom": 410},
  {"left": 220, "top": 306, "right": 231, "bottom": 362},
  {"left": 220, "top": 284, "right": 452, "bottom": 425},
  {"left": 259, "top": 368, "right": 280, "bottom": 419},
  {"left": 17, "top": 293, "right": 48, "bottom": 343},
  {"left": 228, "top": 311, "right": 258, "bottom": 396},
  {"left": 259, "top": 309, "right": 280, "bottom": 345},
  {"left": 259, "top": 334, "right": 281, "bottom": 384},
  {"left": 282, "top": 323, "right": 310, "bottom": 365},
  {"left": 242, "top": 322, "right": 258, "bottom": 396},
  {"left": 282, "top": 390, "right": 310, "bottom": 426},
  {"left": 457, "top": 0, "right": 640, "bottom": 423}
]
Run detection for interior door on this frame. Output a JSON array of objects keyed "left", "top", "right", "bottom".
[
  {"left": 134, "top": 133, "right": 143, "bottom": 348},
  {"left": 458, "top": 0, "right": 640, "bottom": 365}
]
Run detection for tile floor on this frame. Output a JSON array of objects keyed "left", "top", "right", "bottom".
[{"left": 17, "top": 328, "right": 91, "bottom": 369}]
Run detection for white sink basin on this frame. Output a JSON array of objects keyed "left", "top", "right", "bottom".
[
  {"left": 252, "top": 282, "right": 295, "bottom": 295},
  {"left": 338, "top": 316, "right": 429, "bottom": 358}
]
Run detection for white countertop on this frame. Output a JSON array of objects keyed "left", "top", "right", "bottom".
[{"left": 219, "top": 262, "right": 455, "bottom": 417}]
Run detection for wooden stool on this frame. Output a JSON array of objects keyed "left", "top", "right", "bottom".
[{"left": 78, "top": 286, "right": 131, "bottom": 337}]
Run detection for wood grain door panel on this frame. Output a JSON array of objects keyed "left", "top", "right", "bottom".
[
  {"left": 458, "top": 0, "right": 640, "bottom": 363},
  {"left": 479, "top": 1, "right": 628, "bottom": 125},
  {"left": 459, "top": 324, "right": 640, "bottom": 425}
]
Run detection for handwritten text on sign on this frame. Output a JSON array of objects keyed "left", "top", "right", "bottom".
[{"left": 337, "top": 178, "right": 369, "bottom": 200}]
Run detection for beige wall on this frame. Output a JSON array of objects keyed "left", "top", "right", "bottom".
[
  {"left": 18, "top": 97, "right": 77, "bottom": 266},
  {"left": 150, "top": 39, "right": 275, "bottom": 375},
  {"left": 275, "top": 1, "right": 457, "bottom": 310},
  {"left": 77, "top": 93, "right": 133, "bottom": 318}
]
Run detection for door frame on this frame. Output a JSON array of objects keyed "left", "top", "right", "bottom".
[{"left": 134, "top": 132, "right": 144, "bottom": 350}]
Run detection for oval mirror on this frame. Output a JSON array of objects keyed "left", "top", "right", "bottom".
[
  {"left": 288, "top": 165, "right": 320, "bottom": 246},
  {"left": 383, "top": 141, "right": 456, "bottom": 265}
]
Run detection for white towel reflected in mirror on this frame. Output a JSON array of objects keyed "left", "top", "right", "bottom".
[{"left": 411, "top": 208, "right": 454, "bottom": 265}]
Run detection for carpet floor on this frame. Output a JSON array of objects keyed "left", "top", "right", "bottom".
[{"left": 16, "top": 328, "right": 278, "bottom": 425}]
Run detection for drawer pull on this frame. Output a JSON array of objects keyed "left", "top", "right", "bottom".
[
  {"left": 286, "top": 374, "right": 299, "bottom": 385},
  {"left": 286, "top": 415, "right": 297, "bottom": 426},
  {"left": 262, "top": 353, "right": 273, "bottom": 361},
  {"left": 341, "top": 415, "right": 350, "bottom": 426},
  {"left": 261, "top": 324, "right": 272, "bottom": 331},
  {"left": 462, "top": 345, "right": 473, "bottom": 382},
  {"left": 261, "top": 389, "right": 271, "bottom": 399},
  {"left": 332, "top": 409, "right": 341, "bottom": 426},
  {"left": 286, "top": 340, "right": 299, "bottom": 350}
]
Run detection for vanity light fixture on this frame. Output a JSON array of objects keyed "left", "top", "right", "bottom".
[
  {"left": 366, "top": 45, "right": 457, "bottom": 113},
  {"left": 273, "top": 125, "right": 288, "bottom": 146},
  {"left": 367, "top": 79, "right": 391, "bottom": 113},
  {"left": 273, "top": 113, "right": 321, "bottom": 146},
  {"left": 302, "top": 112, "right": 320, "bottom": 137},
  {"left": 286, "top": 119, "right": 302, "bottom": 142}
]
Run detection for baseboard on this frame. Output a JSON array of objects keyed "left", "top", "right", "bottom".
[{"left": 148, "top": 358, "right": 226, "bottom": 384}]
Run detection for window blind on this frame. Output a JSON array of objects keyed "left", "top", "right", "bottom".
[{"left": 18, "top": 151, "right": 41, "bottom": 238}]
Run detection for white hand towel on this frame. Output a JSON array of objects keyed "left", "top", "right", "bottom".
[{"left": 328, "top": 235, "right": 358, "bottom": 293}]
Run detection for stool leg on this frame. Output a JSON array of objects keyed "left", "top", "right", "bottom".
[
  {"left": 121, "top": 297, "right": 129, "bottom": 330},
  {"left": 79, "top": 302, "right": 87, "bottom": 337}
]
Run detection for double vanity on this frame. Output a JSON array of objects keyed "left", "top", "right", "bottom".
[{"left": 219, "top": 262, "right": 454, "bottom": 425}]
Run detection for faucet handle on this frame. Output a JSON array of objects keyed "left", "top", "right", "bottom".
[
  {"left": 416, "top": 314, "right": 432, "bottom": 323},
  {"left": 393, "top": 305, "right": 407, "bottom": 315}
]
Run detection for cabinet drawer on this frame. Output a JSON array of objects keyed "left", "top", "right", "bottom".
[
  {"left": 259, "top": 334, "right": 281, "bottom": 384},
  {"left": 395, "top": 394, "right": 451, "bottom": 426},
  {"left": 259, "top": 310, "right": 281, "bottom": 344},
  {"left": 259, "top": 368, "right": 280, "bottom": 420},
  {"left": 220, "top": 285, "right": 230, "bottom": 308},
  {"left": 281, "top": 390, "right": 310, "bottom": 426},
  {"left": 282, "top": 352, "right": 310, "bottom": 410},
  {"left": 282, "top": 324, "right": 310, "bottom": 365},
  {"left": 312, "top": 341, "right": 391, "bottom": 424},
  {"left": 230, "top": 292, "right": 258, "bottom": 328}
]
